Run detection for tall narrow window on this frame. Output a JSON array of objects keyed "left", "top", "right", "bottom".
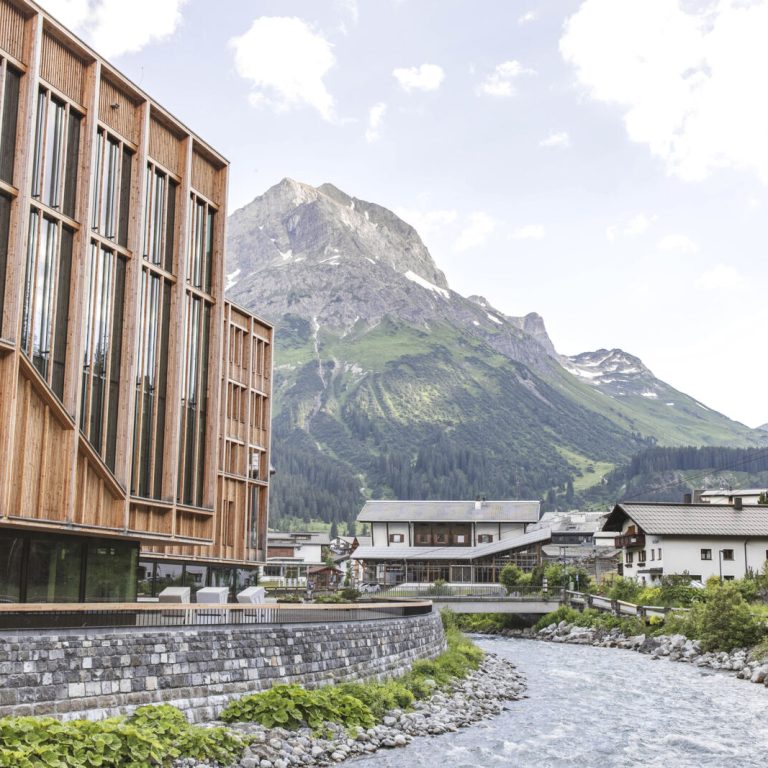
[
  {"left": 20, "top": 211, "right": 73, "bottom": 399},
  {"left": 178, "top": 195, "right": 215, "bottom": 507},
  {"left": 131, "top": 271, "right": 171, "bottom": 499},
  {"left": 0, "top": 194, "right": 10, "bottom": 336},
  {"left": 31, "top": 90, "right": 81, "bottom": 217},
  {"left": 143, "top": 163, "right": 177, "bottom": 272},
  {"left": 178, "top": 295, "right": 210, "bottom": 506},
  {"left": 91, "top": 129, "right": 133, "bottom": 245},
  {"left": 80, "top": 244, "right": 125, "bottom": 468},
  {"left": 0, "top": 63, "right": 21, "bottom": 184}
]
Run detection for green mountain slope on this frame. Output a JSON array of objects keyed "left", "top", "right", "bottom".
[{"left": 226, "top": 179, "right": 765, "bottom": 526}]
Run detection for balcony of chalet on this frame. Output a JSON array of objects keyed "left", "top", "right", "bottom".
[{"left": 615, "top": 532, "right": 645, "bottom": 549}]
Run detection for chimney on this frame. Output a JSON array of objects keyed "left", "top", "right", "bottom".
[
  {"left": 683, "top": 493, "right": 692, "bottom": 505},
  {"left": 692, "top": 489, "right": 704, "bottom": 503},
  {"left": 734, "top": 497, "right": 743, "bottom": 511}
]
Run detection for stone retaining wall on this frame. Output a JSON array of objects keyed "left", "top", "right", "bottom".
[{"left": 0, "top": 612, "right": 445, "bottom": 723}]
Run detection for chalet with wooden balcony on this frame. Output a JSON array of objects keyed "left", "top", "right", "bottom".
[{"left": 602, "top": 501, "right": 768, "bottom": 585}]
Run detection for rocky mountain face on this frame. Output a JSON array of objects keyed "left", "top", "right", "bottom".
[
  {"left": 759, "top": 424, "right": 768, "bottom": 433},
  {"left": 226, "top": 179, "right": 765, "bottom": 525}
]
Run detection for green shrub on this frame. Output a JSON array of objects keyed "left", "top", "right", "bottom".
[
  {"left": 440, "top": 608, "right": 458, "bottom": 631},
  {"left": 427, "top": 579, "right": 448, "bottom": 596},
  {"left": 339, "top": 587, "right": 361, "bottom": 602},
  {"left": 0, "top": 705, "right": 248, "bottom": 768},
  {"left": 402, "top": 675, "right": 433, "bottom": 700},
  {"left": 606, "top": 577, "right": 642, "bottom": 603},
  {"left": 499, "top": 564, "right": 523, "bottom": 593},
  {"left": 276, "top": 593, "right": 302, "bottom": 603},
  {"left": 219, "top": 684, "right": 374, "bottom": 733},
  {"left": 314, "top": 593, "right": 345, "bottom": 603},
  {"left": 733, "top": 578, "right": 759, "bottom": 604},
  {"left": 336, "top": 680, "right": 414, "bottom": 719},
  {"left": 696, "top": 583, "right": 764, "bottom": 652}
]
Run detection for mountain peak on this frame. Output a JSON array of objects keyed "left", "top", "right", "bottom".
[{"left": 228, "top": 179, "right": 450, "bottom": 308}]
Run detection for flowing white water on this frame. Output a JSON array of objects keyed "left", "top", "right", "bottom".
[{"left": 352, "top": 636, "right": 768, "bottom": 767}]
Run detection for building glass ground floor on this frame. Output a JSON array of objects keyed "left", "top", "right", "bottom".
[
  {"left": 0, "top": 529, "right": 139, "bottom": 603},
  {"left": 137, "top": 560, "right": 259, "bottom": 602},
  {"left": 0, "top": 529, "right": 259, "bottom": 604}
]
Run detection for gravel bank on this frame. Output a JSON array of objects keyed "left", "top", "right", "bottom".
[{"left": 173, "top": 652, "right": 525, "bottom": 768}]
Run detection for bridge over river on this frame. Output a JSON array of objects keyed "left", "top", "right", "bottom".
[{"left": 376, "top": 585, "right": 566, "bottom": 614}]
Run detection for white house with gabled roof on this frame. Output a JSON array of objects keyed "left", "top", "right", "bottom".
[{"left": 602, "top": 501, "right": 768, "bottom": 584}]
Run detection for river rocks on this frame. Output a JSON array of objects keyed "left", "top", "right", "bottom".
[
  {"left": 531, "top": 621, "right": 768, "bottom": 692},
  {"left": 173, "top": 652, "right": 525, "bottom": 768}
]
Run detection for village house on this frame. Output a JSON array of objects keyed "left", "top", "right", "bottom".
[
  {"left": 602, "top": 500, "right": 768, "bottom": 584},
  {"left": 260, "top": 532, "right": 330, "bottom": 586},
  {"left": 352, "top": 499, "right": 550, "bottom": 585}
]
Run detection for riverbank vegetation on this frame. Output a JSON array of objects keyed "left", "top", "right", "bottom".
[
  {"left": 0, "top": 704, "right": 250, "bottom": 768},
  {"left": 534, "top": 574, "right": 767, "bottom": 652},
  {"left": 0, "top": 619, "right": 482, "bottom": 767},
  {"left": 221, "top": 619, "right": 483, "bottom": 732}
]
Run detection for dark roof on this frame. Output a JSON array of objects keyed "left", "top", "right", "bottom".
[
  {"left": 356, "top": 500, "right": 541, "bottom": 524},
  {"left": 352, "top": 527, "right": 551, "bottom": 562},
  {"left": 603, "top": 502, "right": 768, "bottom": 537}
]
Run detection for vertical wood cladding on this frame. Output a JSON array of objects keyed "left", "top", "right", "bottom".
[
  {"left": 191, "top": 149, "right": 219, "bottom": 202},
  {"left": 98, "top": 77, "right": 138, "bottom": 143},
  {"left": 0, "top": 0, "right": 25, "bottom": 62},
  {"left": 0, "top": 0, "right": 271, "bottom": 569},
  {"left": 149, "top": 115, "right": 181, "bottom": 174},
  {"left": 40, "top": 32, "right": 85, "bottom": 104}
]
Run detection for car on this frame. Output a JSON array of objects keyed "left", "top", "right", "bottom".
[{"left": 357, "top": 582, "right": 381, "bottom": 594}]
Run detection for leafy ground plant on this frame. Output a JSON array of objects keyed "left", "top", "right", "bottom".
[
  {"left": 0, "top": 704, "right": 249, "bottom": 768},
  {"left": 219, "top": 684, "right": 375, "bottom": 733}
]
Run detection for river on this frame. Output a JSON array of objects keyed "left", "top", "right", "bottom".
[{"left": 352, "top": 636, "right": 768, "bottom": 767}]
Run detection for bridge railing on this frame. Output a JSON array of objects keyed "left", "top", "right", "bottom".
[
  {"left": 0, "top": 600, "right": 433, "bottom": 632},
  {"left": 379, "top": 584, "right": 564, "bottom": 601},
  {"left": 565, "top": 590, "right": 688, "bottom": 620}
]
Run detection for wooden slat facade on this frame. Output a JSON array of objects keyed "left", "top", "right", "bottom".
[
  {"left": 98, "top": 76, "right": 138, "bottom": 144},
  {"left": 0, "top": 0, "right": 271, "bottom": 575},
  {"left": 0, "top": 0, "right": 25, "bottom": 63},
  {"left": 40, "top": 30, "right": 84, "bottom": 104},
  {"left": 148, "top": 114, "right": 182, "bottom": 175}
]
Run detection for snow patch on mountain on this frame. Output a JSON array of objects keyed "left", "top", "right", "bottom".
[{"left": 404, "top": 270, "right": 450, "bottom": 299}]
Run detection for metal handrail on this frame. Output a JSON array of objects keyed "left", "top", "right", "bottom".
[
  {"left": 564, "top": 590, "right": 690, "bottom": 619},
  {"left": 0, "top": 600, "right": 434, "bottom": 631}
]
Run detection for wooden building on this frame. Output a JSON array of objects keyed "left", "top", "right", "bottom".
[{"left": 0, "top": 0, "right": 272, "bottom": 603}]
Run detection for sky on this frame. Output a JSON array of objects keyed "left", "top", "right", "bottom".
[{"left": 40, "top": 0, "right": 768, "bottom": 429}]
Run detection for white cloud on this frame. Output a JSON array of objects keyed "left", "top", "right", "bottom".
[
  {"left": 393, "top": 63, "right": 445, "bottom": 92},
  {"left": 518, "top": 10, "right": 537, "bottom": 25},
  {"left": 511, "top": 224, "right": 546, "bottom": 240},
  {"left": 365, "top": 102, "right": 387, "bottom": 143},
  {"left": 455, "top": 212, "right": 495, "bottom": 251},
  {"left": 606, "top": 212, "right": 656, "bottom": 241},
  {"left": 561, "top": 0, "right": 768, "bottom": 183},
  {"left": 39, "top": 0, "right": 187, "bottom": 58},
  {"left": 478, "top": 60, "right": 535, "bottom": 97},
  {"left": 539, "top": 131, "right": 570, "bottom": 148},
  {"left": 695, "top": 264, "right": 746, "bottom": 292},
  {"left": 395, "top": 208, "right": 458, "bottom": 237},
  {"left": 657, "top": 234, "right": 699, "bottom": 254},
  {"left": 230, "top": 17, "right": 336, "bottom": 121}
]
